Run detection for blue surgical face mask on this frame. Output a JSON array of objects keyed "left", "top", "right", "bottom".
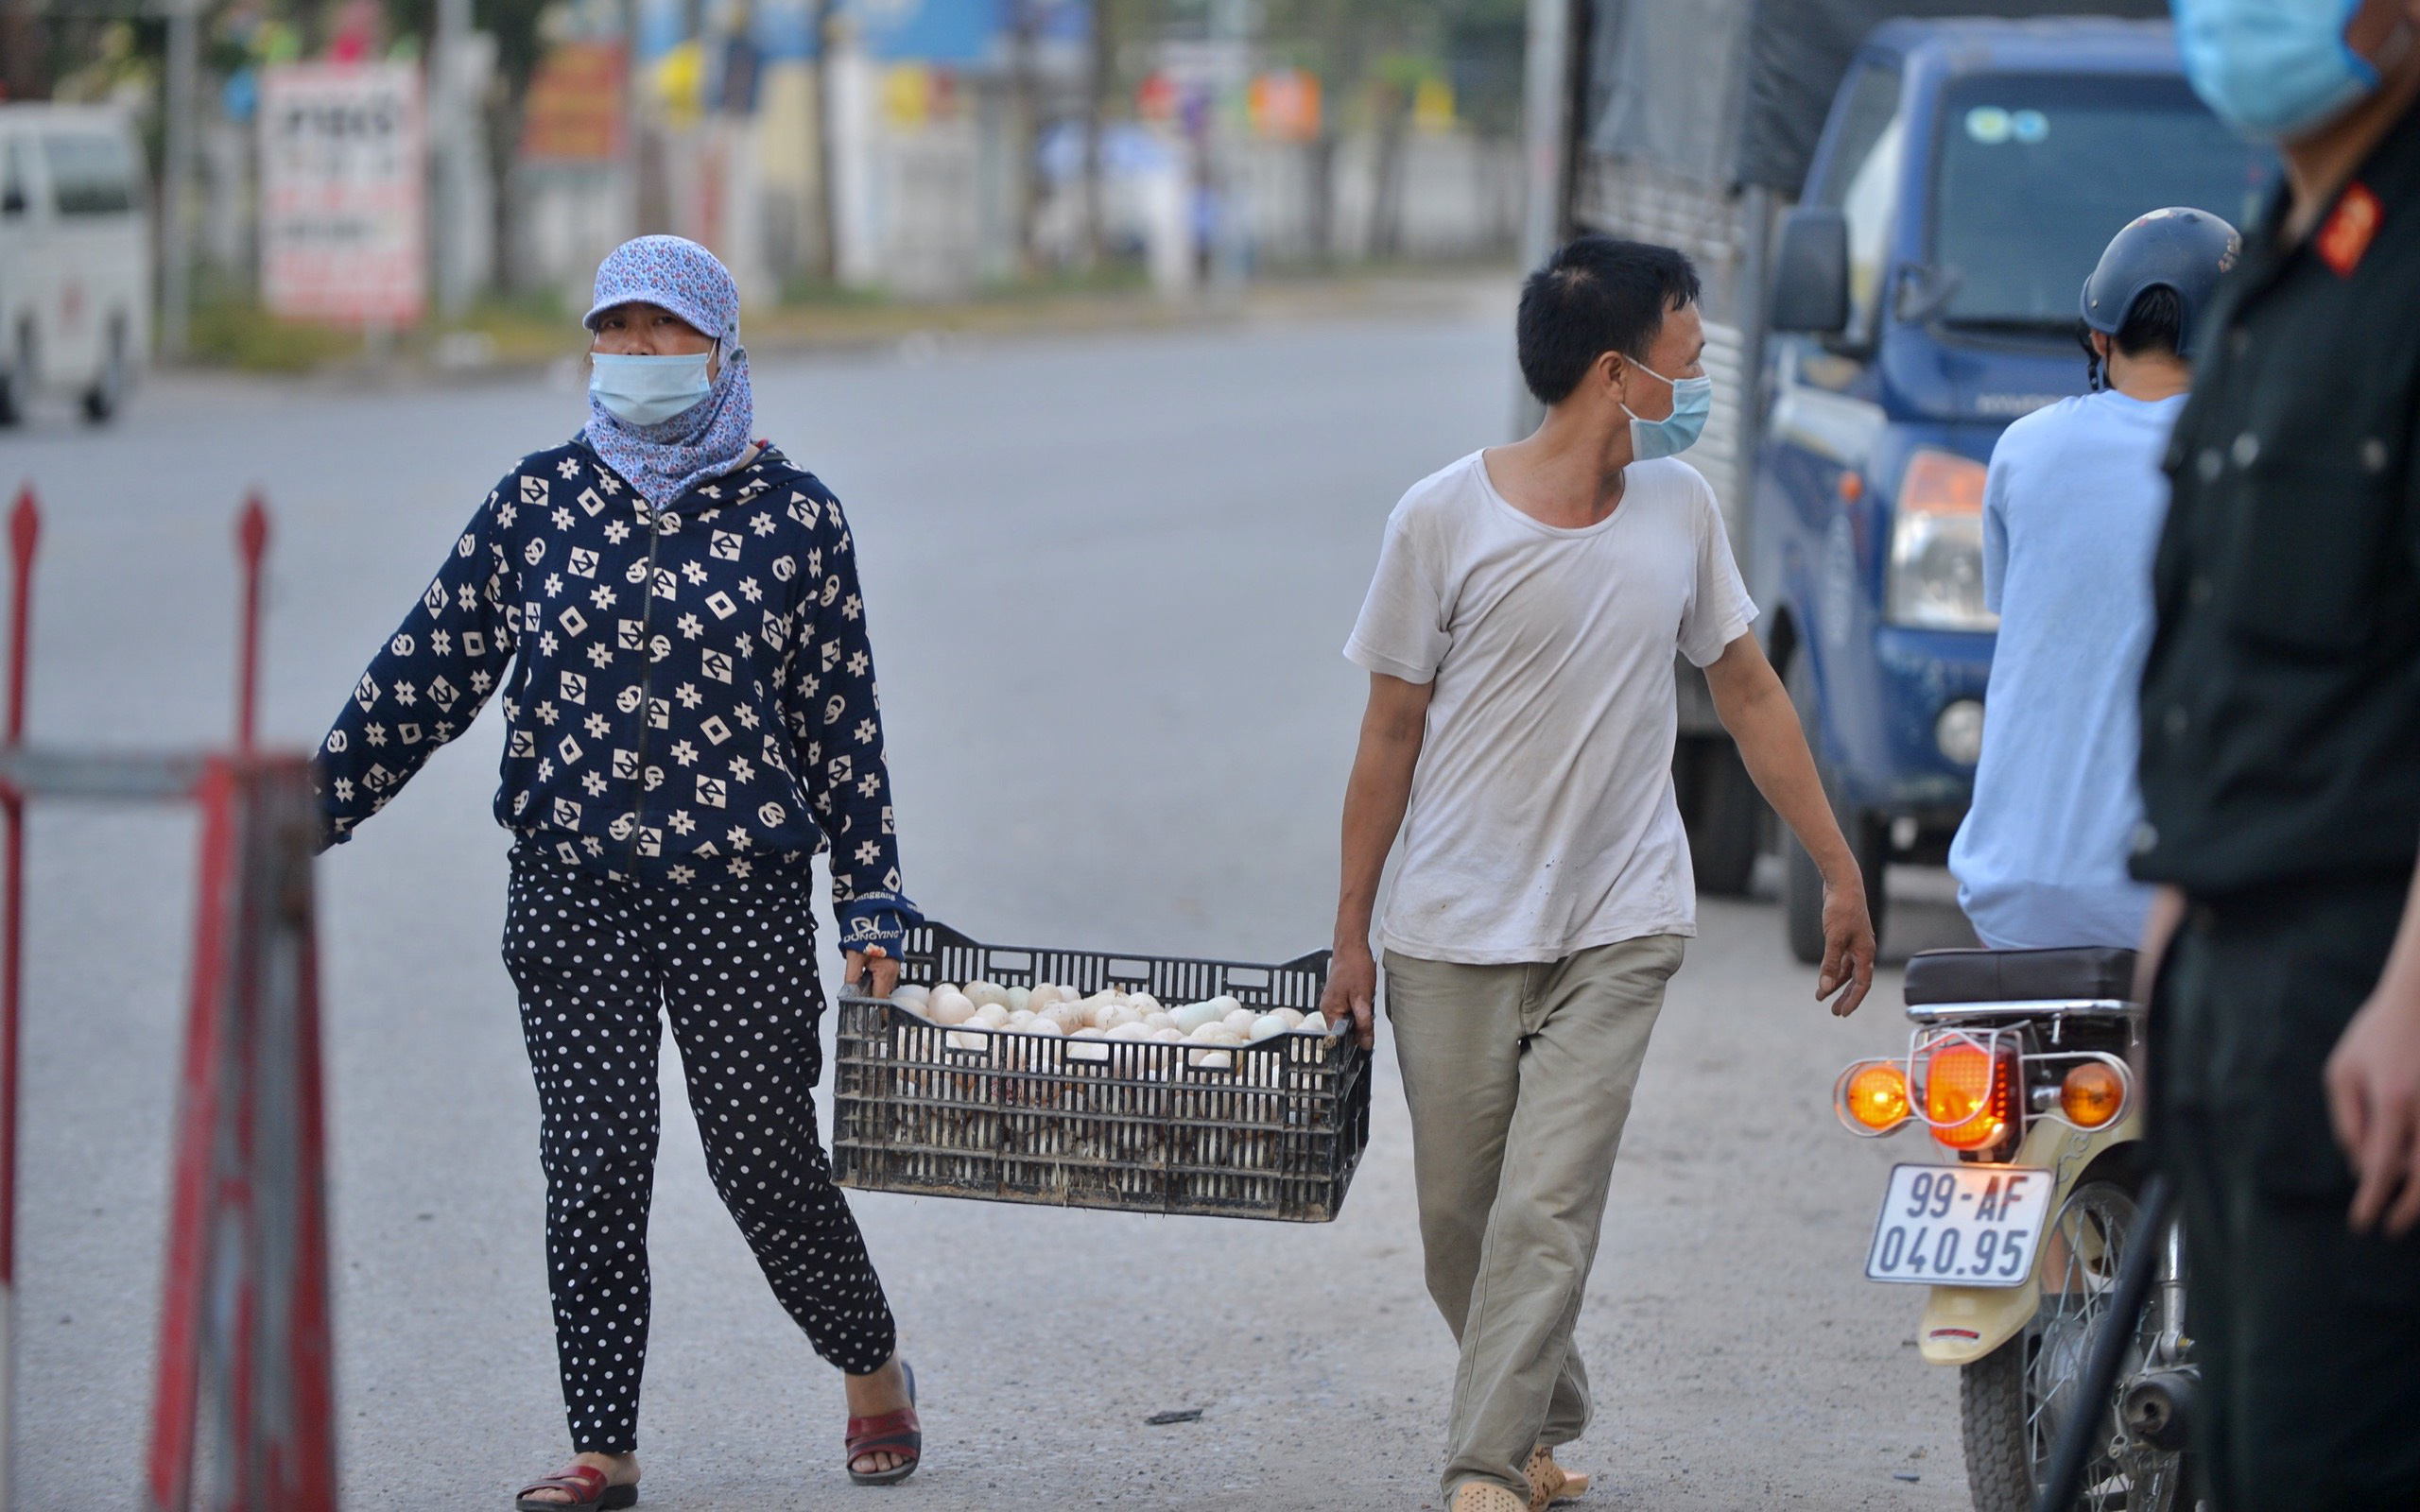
[
  {"left": 590, "top": 350, "right": 715, "bottom": 426},
  {"left": 1622, "top": 361, "right": 1714, "bottom": 460},
  {"left": 2173, "top": 0, "right": 2377, "bottom": 142}
]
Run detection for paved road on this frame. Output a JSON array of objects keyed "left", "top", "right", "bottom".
[{"left": 4, "top": 293, "right": 1984, "bottom": 1509}]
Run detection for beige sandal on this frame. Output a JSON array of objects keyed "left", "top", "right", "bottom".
[
  {"left": 1525, "top": 1445, "right": 1591, "bottom": 1509},
  {"left": 1452, "top": 1485, "right": 1528, "bottom": 1512}
]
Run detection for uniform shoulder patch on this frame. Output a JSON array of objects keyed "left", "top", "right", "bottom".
[{"left": 2318, "top": 181, "right": 2381, "bottom": 278}]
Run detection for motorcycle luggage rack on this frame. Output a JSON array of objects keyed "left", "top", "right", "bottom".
[{"left": 1905, "top": 996, "right": 2138, "bottom": 1024}]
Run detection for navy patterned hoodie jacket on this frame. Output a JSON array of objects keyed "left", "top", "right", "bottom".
[{"left": 314, "top": 436, "right": 921, "bottom": 954}]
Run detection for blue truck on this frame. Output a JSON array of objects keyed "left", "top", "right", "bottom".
[{"left": 1529, "top": 0, "right": 2273, "bottom": 959}]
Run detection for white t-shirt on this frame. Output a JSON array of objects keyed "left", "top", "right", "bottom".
[{"left": 1345, "top": 450, "right": 1755, "bottom": 965}]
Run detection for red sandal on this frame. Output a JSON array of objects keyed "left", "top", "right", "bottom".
[
  {"left": 513, "top": 1464, "right": 637, "bottom": 1510},
  {"left": 845, "top": 1360, "right": 922, "bottom": 1486}
]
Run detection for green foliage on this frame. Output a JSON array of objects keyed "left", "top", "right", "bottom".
[{"left": 185, "top": 300, "right": 367, "bottom": 371}]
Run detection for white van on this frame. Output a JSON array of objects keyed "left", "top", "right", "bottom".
[{"left": 0, "top": 104, "right": 150, "bottom": 424}]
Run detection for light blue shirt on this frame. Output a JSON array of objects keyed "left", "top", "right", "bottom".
[{"left": 1949, "top": 389, "right": 2184, "bottom": 952}]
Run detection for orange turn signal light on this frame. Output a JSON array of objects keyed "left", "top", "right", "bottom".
[
  {"left": 1843, "top": 1061, "right": 1911, "bottom": 1131},
  {"left": 1924, "top": 1039, "right": 2011, "bottom": 1151},
  {"left": 2061, "top": 1062, "right": 2127, "bottom": 1128},
  {"left": 1900, "top": 448, "right": 1988, "bottom": 518}
]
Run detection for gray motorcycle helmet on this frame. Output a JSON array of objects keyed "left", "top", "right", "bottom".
[{"left": 2079, "top": 207, "right": 2242, "bottom": 378}]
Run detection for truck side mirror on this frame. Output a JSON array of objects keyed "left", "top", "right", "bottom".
[
  {"left": 0, "top": 189, "right": 23, "bottom": 217},
  {"left": 1769, "top": 207, "right": 1850, "bottom": 335}
]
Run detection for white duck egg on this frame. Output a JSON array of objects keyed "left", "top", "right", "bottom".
[
  {"left": 1171, "top": 1002, "right": 1225, "bottom": 1033},
  {"left": 964, "top": 980, "right": 1011, "bottom": 1009},
  {"left": 1007, "top": 986, "right": 1031, "bottom": 1013}
]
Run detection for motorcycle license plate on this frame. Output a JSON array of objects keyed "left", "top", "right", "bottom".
[{"left": 1864, "top": 1164, "right": 2051, "bottom": 1287}]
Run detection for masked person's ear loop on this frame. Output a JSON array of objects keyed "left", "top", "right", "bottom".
[{"left": 2079, "top": 322, "right": 2105, "bottom": 393}]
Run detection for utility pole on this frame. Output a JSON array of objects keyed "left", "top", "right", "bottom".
[
  {"left": 431, "top": 0, "right": 475, "bottom": 317},
  {"left": 159, "top": 0, "right": 199, "bottom": 358},
  {"left": 1207, "top": 0, "right": 1250, "bottom": 301},
  {"left": 810, "top": 0, "right": 838, "bottom": 279},
  {"left": 1080, "top": 0, "right": 1108, "bottom": 270},
  {"left": 1512, "top": 0, "right": 1580, "bottom": 435}
]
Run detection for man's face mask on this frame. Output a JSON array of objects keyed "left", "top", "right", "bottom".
[
  {"left": 1621, "top": 360, "right": 1714, "bottom": 460},
  {"left": 2173, "top": 0, "right": 2381, "bottom": 142}
]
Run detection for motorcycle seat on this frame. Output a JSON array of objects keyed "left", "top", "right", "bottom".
[{"left": 1903, "top": 946, "right": 2138, "bottom": 1006}]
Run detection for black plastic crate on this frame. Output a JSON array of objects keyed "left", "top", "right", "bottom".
[{"left": 832, "top": 923, "right": 1371, "bottom": 1222}]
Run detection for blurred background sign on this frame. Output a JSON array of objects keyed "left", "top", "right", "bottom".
[
  {"left": 257, "top": 60, "right": 425, "bottom": 326},
  {"left": 519, "top": 42, "right": 627, "bottom": 164},
  {"left": 846, "top": 0, "right": 1009, "bottom": 65}
]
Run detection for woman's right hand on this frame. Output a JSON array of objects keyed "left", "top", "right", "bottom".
[
  {"left": 1322, "top": 940, "right": 1377, "bottom": 1050},
  {"left": 844, "top": 947, "right": 900, "bottom": 999}
]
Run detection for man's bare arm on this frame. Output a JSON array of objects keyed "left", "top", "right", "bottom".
[
  {"left": 1702, "top": 631, "right": 1876, "bottom": 1016},
  {"left": 1321, "top": 672, "right": 1432, "bottom": 1048}
]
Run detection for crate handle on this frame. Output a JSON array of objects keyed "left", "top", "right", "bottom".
[
  {"left": 1224, "top": 967, "right": 1271, "bottom": 990},
  {"left": 986, "top": 950, "right": 1033, "bottom": 974},
  {"left": 1106, "top": 958, "right": 1153, "bottom": 982}
]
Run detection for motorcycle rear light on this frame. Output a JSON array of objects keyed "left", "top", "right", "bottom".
[
  {"left": 1923, "top": 1038, "right": 2012, "bottom": 1151},
  {"left": 2060, "top": 1062, "right": 2128, "bottom": 1128},
  {"left": 1837, "top": 1059, "right": 1912, "bottom": 1133}
]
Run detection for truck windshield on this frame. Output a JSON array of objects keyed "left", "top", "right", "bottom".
[{"left": 1928, "top": 74, "right": 2275, "bottom": 337}]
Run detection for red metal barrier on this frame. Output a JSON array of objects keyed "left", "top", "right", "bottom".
[
  {"left": 147, "top": 757, "right": 334, "bottom": 1512},
  {"left": 0, "top": 485, "right": 31, "bottom": 1505},
  {"left": 0, "top": 482, "right": 333, "bottom": 1511},
  {"left": 236, "top": 495, "right": 268, "bottom": 753}
]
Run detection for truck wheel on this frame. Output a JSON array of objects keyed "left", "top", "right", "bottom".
[
  {"left": 1959, "top": 1177, "right": 2187, "bottom": 1512},
  {"left": 1782, "top": 652, "right": 1887, "bottom": 963},
  {"left": 1677, "top": 733, "right": 1762, "bottom": 898},
  {"left": 0, "top": 321, "right": 26, "bottom": 427},
  {"left": 81, "top": 319, "right": 130, "bottom": 422}
]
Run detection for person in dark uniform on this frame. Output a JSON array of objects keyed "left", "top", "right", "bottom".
[{"left": 2135, "top": 0, "right": 2420, "bottom": 1505}]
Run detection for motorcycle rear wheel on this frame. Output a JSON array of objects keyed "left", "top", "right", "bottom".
[{"left": 1957, "top": 1178, "right": 2187, "bottom": 1512}]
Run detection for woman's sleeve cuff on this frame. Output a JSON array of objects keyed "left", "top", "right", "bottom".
[{"left": 837, "top": 892, "right": 924, "bottom": 956}]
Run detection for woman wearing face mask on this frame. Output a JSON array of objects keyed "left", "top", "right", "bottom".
[{"left": 313, "top": 235, "right": 925, "bottom": 1507}]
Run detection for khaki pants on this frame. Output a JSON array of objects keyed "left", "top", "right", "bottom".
[{"left": 1384, "top": 934, "right": 1684, "bottom": 1501}]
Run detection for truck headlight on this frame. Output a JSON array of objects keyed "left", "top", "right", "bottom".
[
  {"left": 1936, "top": 698, "right": 1985, "bottom": 765},
  {"left": 1887, "top": 450, "right": 1998, "bottom": 631}
]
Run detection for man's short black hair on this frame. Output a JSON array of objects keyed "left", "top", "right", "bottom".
[
  {"left": 1517, "top": 237, "right": 1703, "bottom": 405},
  {"left": 2114, "top": 284, "right": 2185, "bottom": 359}
]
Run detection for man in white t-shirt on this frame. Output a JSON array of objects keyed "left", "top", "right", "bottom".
[{"left": 1321, "top": 236, "right": 1876, "bottom": 1512}]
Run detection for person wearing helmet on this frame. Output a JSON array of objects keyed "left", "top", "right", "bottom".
[{"left": 1947, "top": 207, "right": 2238, "bottom": 953}]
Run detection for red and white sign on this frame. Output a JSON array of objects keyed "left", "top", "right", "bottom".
[{"left": 259, "top": 62, "right": 425, "bottom": 326}]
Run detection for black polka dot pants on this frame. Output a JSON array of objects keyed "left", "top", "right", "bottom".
[{"left": 502, "top": 846, "right": 898, "bottom": 1455}]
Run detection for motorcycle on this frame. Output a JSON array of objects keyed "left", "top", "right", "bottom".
[{"left": 1832, "top": 946, "right": 2193, "bottom": 1512}]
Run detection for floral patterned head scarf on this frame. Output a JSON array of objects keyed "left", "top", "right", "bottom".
[{"left": 579, "top": 235, "right": 756, "bottom": 509}]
